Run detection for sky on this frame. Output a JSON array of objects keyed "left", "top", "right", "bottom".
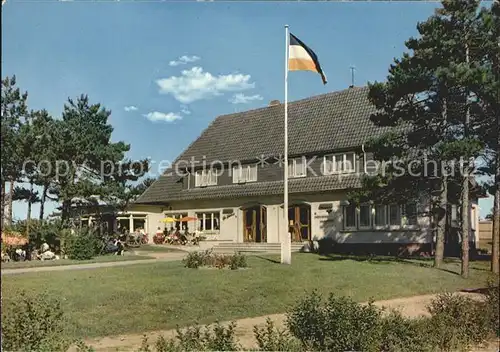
[{"left": 1, "top": 0, "right": 494, "bottom": 220}]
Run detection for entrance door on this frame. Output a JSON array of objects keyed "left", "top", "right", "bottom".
[
  {"left": 242, "top": 206, "right": 267, "bottom": 243},
  {"left": 288, "top": 204, "right": 311, "bottom": 242}
]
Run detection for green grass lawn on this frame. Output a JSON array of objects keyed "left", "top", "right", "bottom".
[
  {"left": 1, "top": 253, "right": 493, "bottom": 340},
  {"left": 134, "top": 244, "right": 186, "bottom": 253},
  {"left": 0, "top": 254, "right": 155, "bottom": 270}
]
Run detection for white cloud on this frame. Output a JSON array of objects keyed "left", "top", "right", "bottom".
[
  {"left": 169, "top": 55, "right": 200, "bottom": 67},
  {"left": 124, "top": 105, "right": 138, "bottom": 112},
  {"left": 229, "top": 93, "right": 263, "bottom": 104},
  {"left": 180, "top": 106, "right": 191, "bottom": 115},
  {"left": 143, "top": 111, "right": 182, "bottom": 123},
  {"left": 156, "top": 67, "right": 255, "bottom": 104}
]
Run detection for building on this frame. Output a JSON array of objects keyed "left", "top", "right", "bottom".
[{"left": 132, "top": 86, "right": 481, "bottom": 254}]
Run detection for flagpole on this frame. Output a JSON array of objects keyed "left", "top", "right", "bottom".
[{"left": 281, "top": 24, "right": 291, "bottom": 265}]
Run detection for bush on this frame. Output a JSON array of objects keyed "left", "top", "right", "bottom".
[
  {"left": 253, "top": 318, "right": 302, "bottom": 351},
  {"left": 379, "top": 311, "right": 434, "bottom": 352},
  {"left": 286, "top": 290, "right": 384, "bottom": 351},
  {"left": 66, "top": 228, "right": 100, "bottom": 260},
  {"left": 484, "top": 277, "right": 499, "bottom": 336},
  {"left": 1, "top": 291, "right": 71, "bottom": 352},
  {"left": 230, "top": 251, "right": 247, "bottom": 270},
  {"left": 426, "top": 292, "right": 492, "bottom": 352},
  {"left": 183, "top": 250, "right": 206, "bottom": 268},
  {"left": 183, "top": 250, "right": 247, "bottom": 270},
  {"left": 138, "top": 323, "right": 240, "bottom": 351}
]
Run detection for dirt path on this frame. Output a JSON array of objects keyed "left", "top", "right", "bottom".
[{"left": 84, "top": 292, "right": 497, "bottom": 352}]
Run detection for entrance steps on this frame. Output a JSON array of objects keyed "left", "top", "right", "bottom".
[{"left": 212, "top": 242, "right": 305, "bottom": 254}]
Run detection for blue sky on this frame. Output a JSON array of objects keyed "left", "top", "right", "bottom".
[{"left": 1, "top": 0, "right": 494, "bottom": 219}]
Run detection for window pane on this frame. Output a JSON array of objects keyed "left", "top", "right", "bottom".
[
  {"left": 344, "top": 205, "right": 356, "bottom": 228},
  {"left": 232, "top": 167, "right": 239, "bottom": 183},
  {"left": 287, "top": 161, "right": 294, "bottom": 177},
  {"left": 375, "top": 205, "right": 387, "bottom": 226},
  {"left": 204, "top": 214, "right": 212, "bottom": 230},
  {"left": 345, "top": 153, "right": 355, "bottom": 172},
  {"left": 334, "top": 155, "right": 343, "bottom": 172},
  {"left": 213, "top": 213, "right": 220, "bottom": 230},
  {"left": 405, "top": 204, "right": 418, "bottom": 226},
  {"left": 197, "top": 214, "right": 203, "bottom": 231},
  {"left": 359, "top": 205, "right": 371, "bottom": 227},
  {"left": 389, "top": 204, "right": 401, "bottom": 226},
  {"left": 323, "top": 156, "right": 333, "bottom": 175},
  {"left": 297, "top": 158, "right": 305, "bottom": 176}
]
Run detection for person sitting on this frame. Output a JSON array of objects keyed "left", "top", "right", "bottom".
[{"left": 14, "top": 248, "right": 26, "bottom": 261}]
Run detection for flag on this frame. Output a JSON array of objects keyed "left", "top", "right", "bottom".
[{"left": 288, "top": 33, "right": 327, "bottom": 84}]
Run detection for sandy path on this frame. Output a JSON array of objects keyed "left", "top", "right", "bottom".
[{"left": 84, "top": 292, "right": 497, "bottom": 352}]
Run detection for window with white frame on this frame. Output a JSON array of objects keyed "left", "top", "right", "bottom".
[
  {"left": 341, "top": 203, "right": 420, "bottom": 230},
  {"left": 388, "top": 204, "right": 401, "bottom": 226},
  {"left": 343, "top": 204, "right": 357, "bottom": 229},
  {"left": 359, "top": 204, "right": 371, "bottom": 228},
  {"left": 194, "top": 169, "right": 218, "bottom": 187},
  {"left": 374, "top": 205, "right": 388, "bottom": 228},
  {"left": 288, "top": 157, "right": 307, "bottom": 178},
  {"left": 323, "top": 153, "right": 356, "bottom": 175},
  {"left": 403, "top": 203, "right": 418, "bottom": 226},
  {"left": 196, "top": 212, "right": 220, "bottom": 232},
  {"left": 232, "top": 164, "right": 258, "bottom": 183}
]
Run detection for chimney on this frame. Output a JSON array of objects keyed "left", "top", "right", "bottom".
[{"left": 269, "top": 100, "right": 280, "bottom": 106}]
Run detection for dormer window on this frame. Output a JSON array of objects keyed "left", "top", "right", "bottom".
[
  {"left": 288, "top": 157, "right": 307, "bottom": 178},
  {"left": 232, "top": 164, "right": 258, "bottom": 183},
  {"left": 194, "top": 169, "right": 218, "bottom": 187},
  {"left": 323, "top": 152, "right": 356, "bottom": 175}
]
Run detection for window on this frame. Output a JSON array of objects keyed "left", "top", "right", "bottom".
[
  {"left": 374, "top": 205, "right": 387, "bottom": 227},
  {"left": 389, "top": 204, "right": 401, "bottom": 226},
  {"left": 196, "top": 212, "right": 220, "bottom": 232},
  {"left": 323, "top": 153, "right": 356, "bottom": 175},
  {"left": 343, "top": 205, "right": 357, "bottom": 229},
  {"left": 195, "top": 169, "right": 218, "bottom": 187},
  {"left": 288, "top": 157, "right": 306, "bottom": 178},
  {"left": 232, "top": 164, "right": 258, "bottom": 183},
  {"left": 359, "top": 204, "right": 371, "bottom": 228},
  {"left": 404, "top": 203, "right": 418, "bottom": 226}
]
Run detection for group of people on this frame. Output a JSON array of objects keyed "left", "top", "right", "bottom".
[
  {"left": 155, "top": 227, "right": 200, "bottom": 245},
  {"left": 1, "top": 242, "right": 59, "bottom": 262}
]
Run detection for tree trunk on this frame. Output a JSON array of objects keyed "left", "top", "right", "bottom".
[
  {"left": 7, "top": 180, "right": 14, "bottom": 225},
  {"left": 26, "top": 181, "right": 34, "bottom": 238},
  {"left": 39, "top": 184, "right": 48, "bottom": 221},
  {"left": 1, "top": 180, "right": 5, "bottom": 228},
  {"left": 435, "top": 178, "right": 446, "bottom": 268},
  {"left": 461, "top": 175, "right": 470, "bottom": 279},
  {"left": 61, "top": 199, "right": 72, "bottom": 225},
  {"left": 492, "top": 186, "right": 499, "bottom": 274}
]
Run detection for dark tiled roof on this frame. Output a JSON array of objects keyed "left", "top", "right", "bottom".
[
  {"left": 136, "top": 173, "right": 362, "bottom": 203},
  {"left": 176, "top": 86, "right": 390, "bottom": 164},
  {"left": 136, "top": 86, "right": 391, "bottom": 204}
]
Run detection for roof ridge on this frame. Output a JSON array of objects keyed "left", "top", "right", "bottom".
[{"left": 217, "top": 85, "right": 368, "bottom": 119}]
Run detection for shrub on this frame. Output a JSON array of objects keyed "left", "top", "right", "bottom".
[
  {"left": 484, "top": 277, "right": 499, "bottom": 336},
  {"left": 140, "top": 322, "right": 240, "bottom": 351},
  {"left": 183, "top": 250, "right": 247, "bottom": 270},
  {"left": 379, "top": 311, "right": 434, "bottom": 352},
  {"left": 1, "top": 291, "right": 71, "bottom": 352},
  {"left": 426, "top": 293, "right": 492, "bottom": 352},
  {"left": 230, "top": 251, "right": 247, "bottom": 270},
  {"left": 286, "top": 290, "right": 384, "bottom": 352},
  {"left": 183, "top": 250, "right": 205, "bottom": 268},
  {"left": 253, "top": 318, "right": 302, "bottom": 351},
  {"left": 66, "top": 228, "right": 100, "bottom": 260}
]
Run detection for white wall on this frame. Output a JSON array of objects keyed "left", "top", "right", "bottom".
[{"left": 127, "top": 191, "right": 434, "bottom": 244}]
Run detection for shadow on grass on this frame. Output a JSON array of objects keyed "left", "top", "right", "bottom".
[
  {"left": 318, "top": 254, "right": 464, "bottom": 276},
  {"left": 254, "top": 255, "right": 281, "bottom": 264}
]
